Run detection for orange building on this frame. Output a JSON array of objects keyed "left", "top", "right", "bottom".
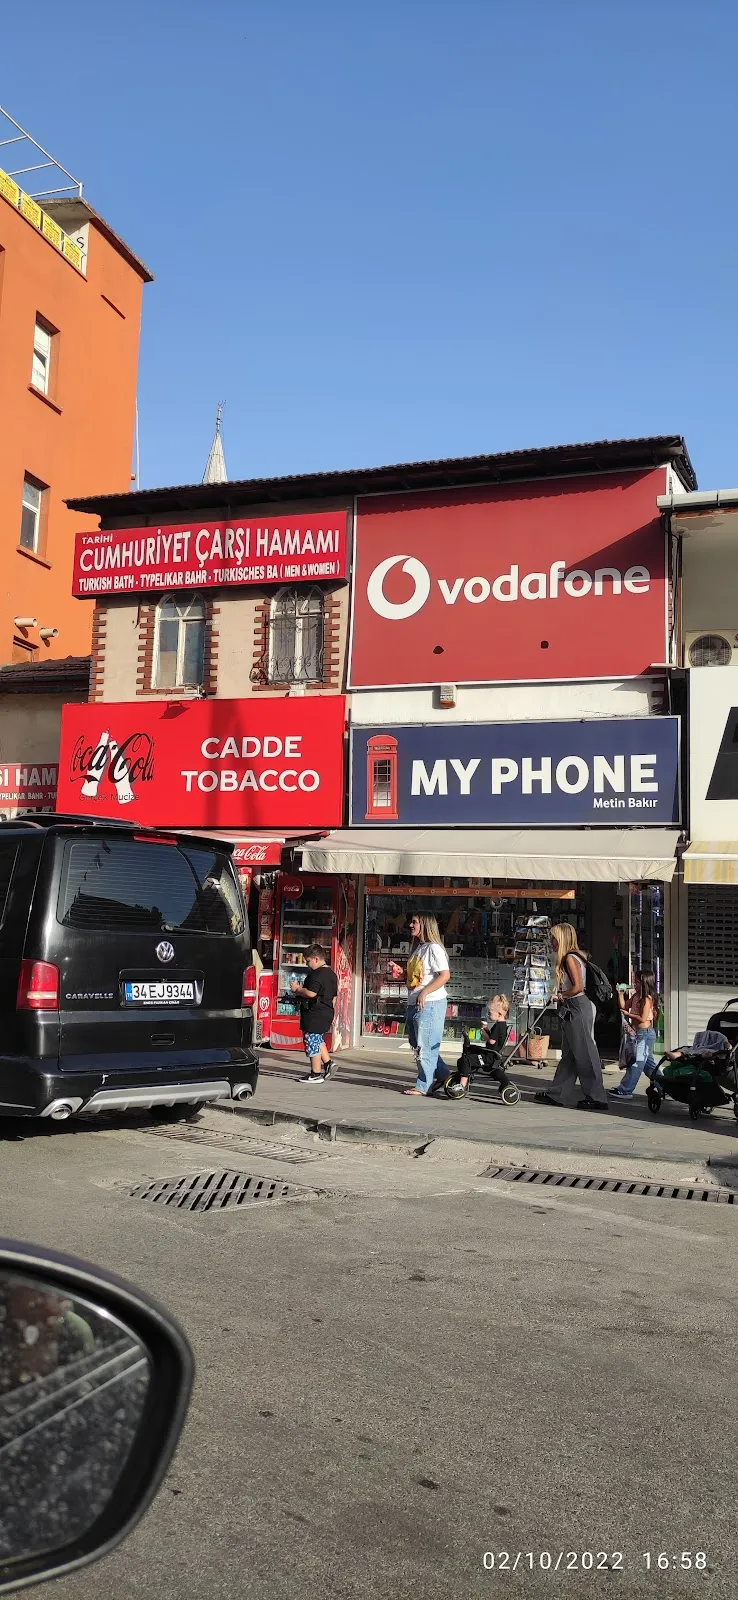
[{"left": 0, "top": 126, "right": 151, "bottom": 666}]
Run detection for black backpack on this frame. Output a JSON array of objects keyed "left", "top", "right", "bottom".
[{"left": 584, "top": 959, "right": 614, "bottom": 1013}]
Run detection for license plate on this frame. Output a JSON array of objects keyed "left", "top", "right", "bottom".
[{"left": 124, "top": 981, "right": 195, "bottom": 1005}]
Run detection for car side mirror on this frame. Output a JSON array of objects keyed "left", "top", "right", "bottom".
[{"left": 0, "top": 1240, "right": 193, "bottom": 1595}]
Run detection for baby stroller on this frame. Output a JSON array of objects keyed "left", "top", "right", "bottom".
[
  {"left": 431, "top": 1004, "right": 552, "bottom": 1104},
  {"left": 646, "top": 1029, "right": 738, "bottom": 1122},
  {"left": 436, "top": 1031, "right": 521, "bottom": 1105}
]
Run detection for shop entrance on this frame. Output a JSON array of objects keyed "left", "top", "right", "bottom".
[{"left": 360, "top": 878, "right": 665, "bottom": 1053}]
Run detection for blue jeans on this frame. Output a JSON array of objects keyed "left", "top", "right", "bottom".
[
  {"left": 406, "top": 999, "right": 447, "bottom": 1093},
  {"left": 618, "top": 1028, "right": 657, "bottom": 1094}
]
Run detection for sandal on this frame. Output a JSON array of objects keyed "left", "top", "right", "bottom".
[{"left": 403, "top": 1088, "right": 424, "bottom": 1096}]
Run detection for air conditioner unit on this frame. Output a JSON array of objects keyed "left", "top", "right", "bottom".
[{"left": 685, "top": 631, "right": 738, "bottom": 668}]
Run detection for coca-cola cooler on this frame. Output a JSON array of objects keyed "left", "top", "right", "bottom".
[{"left": 271, "top": 875, "right": 339, "bottom": 1050}]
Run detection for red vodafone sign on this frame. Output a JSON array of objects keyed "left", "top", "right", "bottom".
[
  {"left": 57, "top": 697, "right": 346, "bottom": 828},
  {"left": 348, "top": 471, "right": 667, "bottom": 686},
  {"left": 73, "top": 513, "right": 348, "bottom": 598}
]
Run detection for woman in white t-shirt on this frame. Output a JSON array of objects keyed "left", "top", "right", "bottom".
[{"left": 403, "top": 913, "right": 451, "bottom": 1095}]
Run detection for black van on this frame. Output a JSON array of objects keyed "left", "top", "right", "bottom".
[{"left": 0, "top": 815, "right": 259, "bottom": 1122}]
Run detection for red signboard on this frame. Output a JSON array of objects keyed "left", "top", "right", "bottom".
[
  {"left": 56, "top": 697, "right": 346, "bottom": 828},
  {"left": 0, "top": 762, "right": 58, "bottom": 815},
  {"left": 73, "top": 513, "right": 348, "bottom": 599},
  {"left": 348, "top": 471, "right": 667, "bottom": 686}
]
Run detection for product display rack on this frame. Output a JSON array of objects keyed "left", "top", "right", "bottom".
[{"left": 274, "top": 880, "right": 337, "bottom": 1042}]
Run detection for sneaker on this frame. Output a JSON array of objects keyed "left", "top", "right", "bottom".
[
  {"left": 608, "top": 1087, "right": 634, "bottom": 1098},
  {"left": 298, "top": 1071, "right": 326, "bottom": 1085},
  {"left": 322, "top": 1058, "right": 333, "bottom": 1080}
]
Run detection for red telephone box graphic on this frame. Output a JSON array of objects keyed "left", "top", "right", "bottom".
[{"left": 365, "top": 734, "right": 399, "bottom": 820}]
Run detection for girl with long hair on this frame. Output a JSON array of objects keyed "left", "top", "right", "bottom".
[
  {"left": 610, "top": 971, "right": 660, "bottom": 1098},
  {"left": 535, "top": 922, "right": 608, "bottom": 1111},
  {"left": 403, "top": 912, "right": 451, "bottom": 1095}
]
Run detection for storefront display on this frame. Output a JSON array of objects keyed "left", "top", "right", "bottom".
[
  {"left": 362, "top": 883, "right": 581, "bottom": 1045},
  {"left": 360, "top": 877, "right": 666, "bottom": 1049}
]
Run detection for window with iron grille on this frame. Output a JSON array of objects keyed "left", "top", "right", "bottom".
[
  {"left": 266, "top": 586, "right": 325, "bottom": 684},
  {"left": 688, "top": 885, "right": 738, "bottom": 985},
  {"left": 154, "top": 595, "right": 206, "bottom": 688}
]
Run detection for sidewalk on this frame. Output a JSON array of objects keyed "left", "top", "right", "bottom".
[{"left": 242, "top": 1044, "right": 738, "bottom": 1168}]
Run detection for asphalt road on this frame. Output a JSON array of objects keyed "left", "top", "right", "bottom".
[{"left": 1, "top": 1114, "right": 735, "bottom": 1600}]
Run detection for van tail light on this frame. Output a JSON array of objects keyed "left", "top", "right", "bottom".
[
  {"left": 17, "top": 959, "right": 60, "bottom": 1012},
  {"left": 242, "top": 964, "right": 257, "bottom": 1008}
]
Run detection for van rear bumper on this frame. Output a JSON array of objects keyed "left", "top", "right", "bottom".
[{"left": 0, "top": 1051, "right": 259, "bottom": 1119}]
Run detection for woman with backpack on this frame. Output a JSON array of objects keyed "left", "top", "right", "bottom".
[{"left": 535, "top": 923, "right": 609, "bottom": 1112}]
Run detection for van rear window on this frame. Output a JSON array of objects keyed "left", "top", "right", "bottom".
[{"left": 57, "top": 838, "right": 245, "bottom": 935}]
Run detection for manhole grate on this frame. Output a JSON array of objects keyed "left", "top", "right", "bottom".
[
  {"left": 142, "top": 1125, "right": 324, "bottom": 1163},
  {"left": 484, "top": 1165, "right": 737, "bottom": 1204},
  {"left": 124, "top": 1169, "right": 302, "bottom": 1212}
]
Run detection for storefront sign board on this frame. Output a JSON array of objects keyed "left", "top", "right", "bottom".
[
  {"left": 689, "top": 659, "right": 738, "bottom": 837},
  {"left": 0, "top": 761, "right": 58, "bottom": 815},
  {"left": 348, "top": 471, "right": 667, "bottom": 686},
  {"left": 73, "top": 513, "right": 348, "bottom": 598},
  {"left": 57, "top": 697, "right": 346, "bottom": 829},
  {"left": 351, "top": 717, "right": 680, "bottom": 826}
]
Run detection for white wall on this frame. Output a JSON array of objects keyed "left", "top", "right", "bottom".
[
  {"left": 349, "top": 678, "right": 657, "bottom": 725},
  {"left": 682, "top": 532, "right": 738, "bottom": 634}
]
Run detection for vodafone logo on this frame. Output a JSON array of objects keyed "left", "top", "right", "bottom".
[
  {"left": 366, "top": 555, "right": 432, "bottom": 620},
  {"left": 366, "top": 556, "right": 652, "bottom": 619}
]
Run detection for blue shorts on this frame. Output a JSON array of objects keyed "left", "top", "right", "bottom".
[{"left": 304, "top": 1032, "right": 326, "bottom": 1058}]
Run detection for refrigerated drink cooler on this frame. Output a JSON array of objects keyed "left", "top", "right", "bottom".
[{"left": 271, "top": 875, "right": 339, "bottom": 1050}]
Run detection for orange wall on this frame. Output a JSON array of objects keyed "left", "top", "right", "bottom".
[{"left": 0, "top": 195, "right": 147, "bottom": 661}]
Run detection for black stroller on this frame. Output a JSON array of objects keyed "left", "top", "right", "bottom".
[
  {"left": 427, "top": 1006, "right": 555, "bottom": 1104},
  {"left": 646, "top": 1023, "right": 738, "bottom": 1123},
  {"left": 437, "top": 1031, "right": 522, "bottom": 1105}
]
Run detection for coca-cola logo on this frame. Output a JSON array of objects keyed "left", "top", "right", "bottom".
[
  {"left": 234, "top": 845, "right": 268, "bottom": 863},
  {"left": 70, "top": 730, "right": 155, "bottom": 806}
]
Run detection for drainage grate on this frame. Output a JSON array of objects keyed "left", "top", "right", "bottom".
[
  {"left": 125, "top": 1170, "right": 300, "bottom": 1212},
  {"left": 484, "top": 1165, "right": 738, "bottom": 1204},
  {"left": 142, "top": 1125, "right": 324, "bottom": 1163}
]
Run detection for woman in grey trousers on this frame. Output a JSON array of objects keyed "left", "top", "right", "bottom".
[{"left": 535, "top": 923, "right": 608, "bottom": 1112}]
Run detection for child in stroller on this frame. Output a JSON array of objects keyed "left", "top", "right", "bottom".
[
  {"left": 646, "top": 1029, "right": 738, "bottom": 1122},
  {"left": 432, "top": 995, "right": 521, "bottom": 1104}
]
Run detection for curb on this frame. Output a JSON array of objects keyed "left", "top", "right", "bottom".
[
  {"left": 227, "top": 1101, "right": 730, "bottom": 1166},
  {"left": 229, "top": 1104, "right": 426, "bottom": 1150}
]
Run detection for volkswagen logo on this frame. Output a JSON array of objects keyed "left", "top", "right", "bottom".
[{"left": 156, "top": 941, "right": 175, "bottom": 964}]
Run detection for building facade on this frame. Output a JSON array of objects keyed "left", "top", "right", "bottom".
[
  {"left": 0, "top": 121, "right": 151, "bottom": 809},
  {"left": 0, "top": 143, "right": 150, "bottom": 666},
  {"left": 658, "top": 486, "right": 738, "bottom": 1042},
  {"left": 61, "top": 434, "right": 695, "bottom": 1050}
]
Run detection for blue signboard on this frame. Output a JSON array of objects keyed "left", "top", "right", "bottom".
[{"left": 351, "top": 718, "right": 680, "bottom": 827}]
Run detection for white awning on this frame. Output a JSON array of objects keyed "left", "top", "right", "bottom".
[
  {"left": 298, "top": 829, "right": 680, "bottom": 882},
  {"left": 683, "top": 842, "right": 738, "bottom": 885}
]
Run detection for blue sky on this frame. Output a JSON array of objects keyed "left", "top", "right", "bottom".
[{"left": 4, "top": 1, "right": 737, "bottom": 489}]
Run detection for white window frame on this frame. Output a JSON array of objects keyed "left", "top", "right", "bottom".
[
  {"left": 153, "top": 594, "right": 207, "bottom": 689},
  {"left": 268, "top": 585, "right": 325, "bottom": 684},
  {"left": 31, "top": 320, "right": 52, "bottom": 396},
  {"left": 20, "top": 476, "right": 44, "bottom": 552}
]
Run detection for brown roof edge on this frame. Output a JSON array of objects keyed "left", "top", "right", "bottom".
[
  {"left": 64, "top": 434, "right": 696, "bottom": 518},
  {"left": 0, "top": 655, "right": 91, "bottom": 693},
  {"left": 47, "top": 198, "right": 153, "bottom": 283}
]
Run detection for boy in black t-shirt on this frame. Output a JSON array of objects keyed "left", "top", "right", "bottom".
[{"left": 291, "top": 944, "right": 339, "bottom": 1085}]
